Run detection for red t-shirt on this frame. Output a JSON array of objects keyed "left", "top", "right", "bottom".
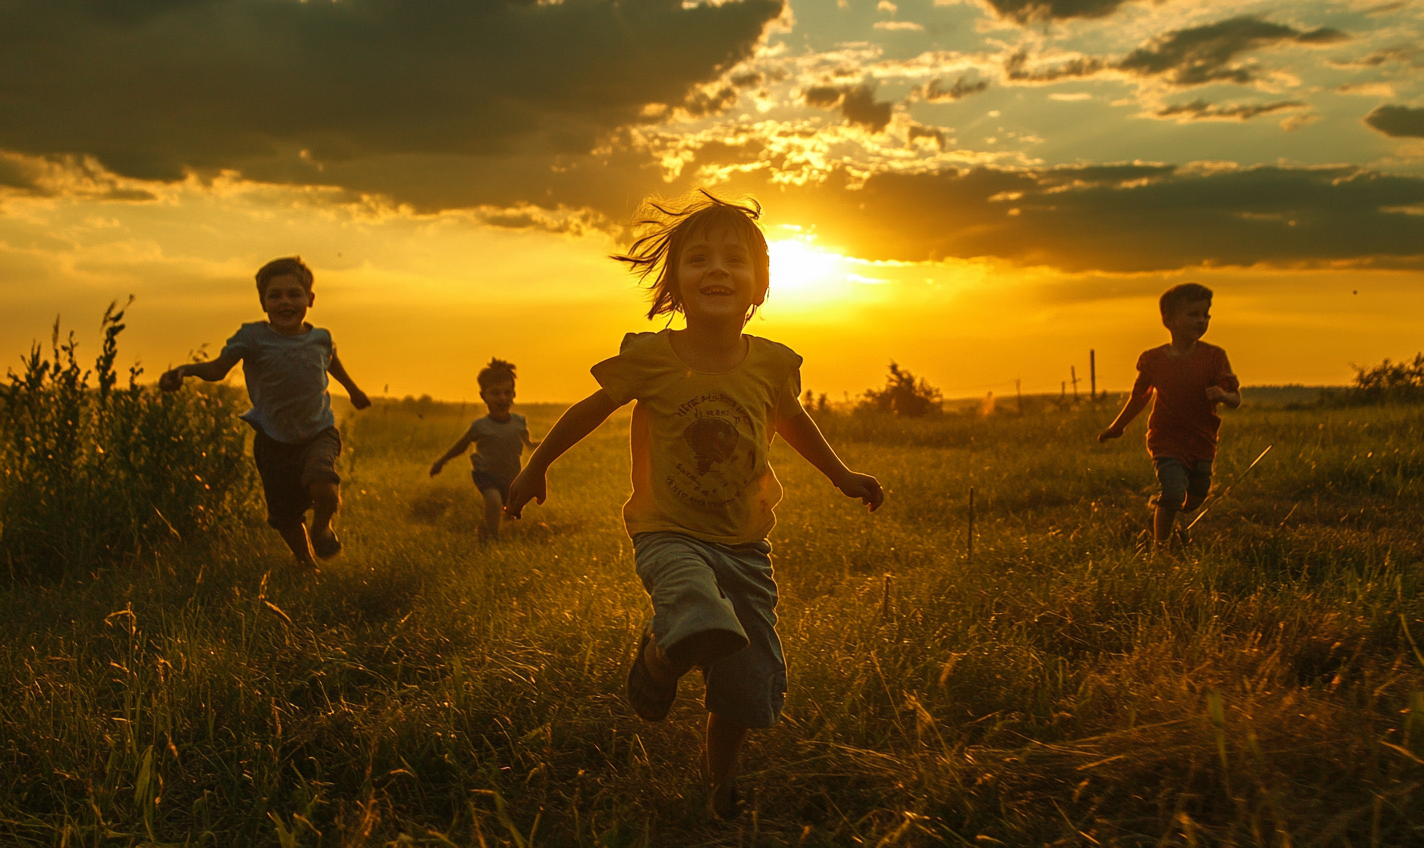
[{"left": 1133, "top": 341, "right": 1239, "bottom": 463}]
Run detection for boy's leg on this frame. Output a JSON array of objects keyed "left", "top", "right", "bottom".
[
  {"left": 310, "top": 482, "right": 340, "bottom": 539},
  {"left": 706, "top": 712, "right": 749, "bottom": 813},
  {"left": 276, "top": 522, "right": 317, "bottom": 567},
  {"left": 302, "top": 429, "right": 344, "bottom": 558},
  {"left": 480, "top": 487, "right": 504, "bottom": 539},
  {"left": 254, "top": 429, "right": 318, "bottom": 568},
  {"left": 1152, "top": 458, "right": 1190, "bottom": 546}
]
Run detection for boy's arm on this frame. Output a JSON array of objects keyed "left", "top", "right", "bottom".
[
  {"left": 327, "top": 350, "right": 371, "bottom": 409},
  {"left": 1205, "top": 356, "right": 1241, "bottom": 409},
  {"left": 159, "top": 351, "right": 240, "bottom": 391},
  {"left": 522, "top": 429, "right": 541, "bottom": 450},
  {"left": 1098, "top": 388, "right": 1152, "bottom": 442},
  {"left": 776, "top": 410, "right": 884, "bottom": 512},
  {"left": 505, "top": 389, "right": 622, "bottom": 518},
  {"left": 430, "top": 433, "right": 474, "bottom": 476}
]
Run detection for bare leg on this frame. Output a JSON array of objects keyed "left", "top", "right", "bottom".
[
  {"left": 644, "top": 641, "right": 686, "bottom": 687},
  {"left": 277, "top": 523, "right": 316, "bottom": 567},
  {"left": 1153, "top": 504, "right": 1177, "bottom": 546},
  {"left": 310, "top": 482, "right": 341, "bottom": 539},
  {"left": 706, "top": 713, "right": 749, "bottom": 812},
  {"left": 480, "top": 488, "right": 504, "bottom": 540}
]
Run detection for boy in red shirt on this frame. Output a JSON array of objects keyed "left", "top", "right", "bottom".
[{"left": 1099, "top": 283, "right": 1241, "bottom": 547}]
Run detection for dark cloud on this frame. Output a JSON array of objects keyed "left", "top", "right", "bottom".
[
  {"left": 1004, "top": 51, "right": 1105, "bottom": 83},
  {"left": 920, "top": 76, "right": 990, "bottom": 102},
  {"left": 1154, "top": 99, "right": 1306, "bottom": 121},
  {"left": 983, "top": 0, "right": 1134, "bottom": 24},
  {"left": 679, "top": 86, "right": 740, "bottom": 118},
  {"left": 907, "top": 124, "right": 946, "bottom": 148},
  {"left": 1002, "top": 16, "right": 1349, "bottom": 88},
  {"left": 1365, "top": 105, "right": 1424, "bottom": 138},
  {"left": 730, "top": 163, "right": 1424, "bottom": 272},
  {"left": 803, "top": 84, "right": 894, "bottom": 132},
  {"left": 1117, "top": 16, "right": 1348, "bottom": 86},
  {"left": 0, "top": 0, "right": 782, "bottom": 186}
]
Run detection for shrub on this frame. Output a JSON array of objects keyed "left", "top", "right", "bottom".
[
  {"left": 1339, "top": 354, "right": 1424, "bottom": 405},
  {"left": 858, "top": 361, "right": 942, "bottom": 417},
  {"left": 0, "top": 301, "right": 256, "bottom": 579}
]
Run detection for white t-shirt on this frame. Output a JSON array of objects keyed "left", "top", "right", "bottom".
[{"left": 220, "top": 321, "right": 336, "bottom": 444}]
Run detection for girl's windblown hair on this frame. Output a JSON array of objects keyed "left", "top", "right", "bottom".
[
  {"left": 612, "top": 190, "right": 770, "bottom": 320},
  {"left": 477, "top": 357, "right": 517, "bottom": 390}
]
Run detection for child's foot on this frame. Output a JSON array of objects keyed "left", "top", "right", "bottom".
[
  {"left": 311, "top": 529, "right": 342, "bottom": 559},
  {"left": 626, "top": 626, "right": 677, "bottom": 722},
  {"left": 707, "top": 781, "right": 746, "bottom": 821},
  {"left": 1175, "top": 526, "right": 1192, "bottom": 547}
]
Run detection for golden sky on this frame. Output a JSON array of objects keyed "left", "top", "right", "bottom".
[{"left": 2, "top": 0, "right": 1422, "bottom": 402}]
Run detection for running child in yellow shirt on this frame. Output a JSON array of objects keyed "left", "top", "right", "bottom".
[{"left": 505, "top": 192, "right": 883, "bottom": 819}]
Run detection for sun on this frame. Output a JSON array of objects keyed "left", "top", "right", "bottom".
[{"left": 766, "top": 237, "right": 850, "bottom": 310}]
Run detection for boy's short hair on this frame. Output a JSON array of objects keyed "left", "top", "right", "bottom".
[
  {"left": 255, "top": 257, "right": 314, "bottom": 298},
  {"left": 612, "top": 190, "right": 770, "bottom": 321},
  {"left": 478, "top": 358, "right": 517, "bottom": 391},
  {"left": 1159, "top": 282, "right": 1213, "bottom": 319}
]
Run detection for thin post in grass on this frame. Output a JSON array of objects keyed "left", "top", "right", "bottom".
[
  {"left": 1090, "top": 349, "right": 1096, "bottom": 400},
  {"left": 967, "top": 486, "right": 975, "bottom": 562},
  {"left": 1070, "top": 366, "right": 1080, "bottom": 402},
  {"left": 881, "top": 573, "right": 893, "bottom": 619},
  {"left": 1015, "top": 378, "right": 1023, "bottom": 415}
]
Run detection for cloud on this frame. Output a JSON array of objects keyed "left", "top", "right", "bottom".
[
  {"left": 1116, "top": 15, "right": 1349, "bottom": 86},
  {"left": 1365, "top": 105, "right": 1424, "bottom": 138},
  {"left": 0, "top": 0, "right": 782, "bottom": 191},
  {"left": 920, "top": 76, "right": 991, "bottom": 102},
  {"left": 1331, "top": 44, "right": 1423, "bottom": 69},
  {"left": 741, "top": 163, "right": 1424, "bottom": 272},
  {"left": 981, "top": 0, "right": 1136, "bottom": 24},
  {"left": 1152, "top": 99, "right": 1307, "bottom": 122},
  {"left": 1000, "top": 15, "right": 1350, "bottom": 90},
  {"left": 803, "top": 84, "right": 895, "bottom": 132}
]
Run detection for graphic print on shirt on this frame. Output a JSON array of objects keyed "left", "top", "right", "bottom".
[{"left": 668, "top": 391, "right": 758, "bottom": 508}]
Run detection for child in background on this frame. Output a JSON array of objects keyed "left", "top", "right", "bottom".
[
  {"left": 1099, "top": 282, "right": 1241, "bottom": 547},
  {"left": 429, "top": 358, "right": 538, "bottom": 540},
  {"left": 159, "top": 257, "right": 370, "bottom": 567},
  {"left": 504, "top": 193, "right": 883, "bottom": 819}
]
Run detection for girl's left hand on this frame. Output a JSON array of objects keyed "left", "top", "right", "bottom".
[{"left": 836, "top": 472, "right": 884, "bottom": 512}]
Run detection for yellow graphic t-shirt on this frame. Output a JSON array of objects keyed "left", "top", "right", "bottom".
[{"left": 591, "top": 331, "right": 804, "bottom": 545}]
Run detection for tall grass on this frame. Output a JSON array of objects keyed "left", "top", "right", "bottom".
[
  {"left": 0, "top": 302, "right": 255, "bottom": 579},
  {"left": 1, "top": 392, "right": 1422, "bottom": 845}
]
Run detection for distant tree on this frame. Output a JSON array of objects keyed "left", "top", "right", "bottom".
[
  {"left": 859, "top": 361, "right": 942, "bottom": 417},
  {"left": 1341, "top": 354, "right": 1424, "bottom": 404}
]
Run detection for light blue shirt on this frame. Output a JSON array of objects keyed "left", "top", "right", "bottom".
[
  {"left": 466, "top": 413, "right": 528, "bottom": 482},
  {"left": 220, "top": 322, "right": 336, "bottom": 444}
]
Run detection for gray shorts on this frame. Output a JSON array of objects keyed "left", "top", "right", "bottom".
[
  {"left": 633, "top": 531, "right": 786, "bottom": 729},
  {"left": 252, "top": 426, "right": 342, "bottom": 529},
  {"left": 1153, "top": 457, "right": 1212, "bottom": 511}
]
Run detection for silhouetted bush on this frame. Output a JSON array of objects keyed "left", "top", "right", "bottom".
[
  {"left": 1321, "top": 354, "right": 1424, "bottom": 406},
  {"left": 0, "top": 302, "right": 256, "bottom": 579},
  {"left": 857, "top": 361, "right": 942, "bottom": 417}
]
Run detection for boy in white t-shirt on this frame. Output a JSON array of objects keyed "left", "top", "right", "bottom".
[
  {"left": 430, "top": 358, "right": 539, "bottom": 540},
  {"left": 160, "top": 257, "right": 371, "bottom": 568}
]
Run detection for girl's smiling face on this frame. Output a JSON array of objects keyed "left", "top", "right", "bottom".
[
  {"left": 675, "top": 227, "right": 766, "bottom": 326},
  {"left": 261, "top": 274, "right": 314, "bottom": 335}
]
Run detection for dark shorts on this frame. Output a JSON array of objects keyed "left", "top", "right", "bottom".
[
  {"left": 253, "top": 427, "right": 342, "bottom": 529},
  {"left": 471, "top": 470, "right": 513, "bottom": 504},
  {"left": 633, "top": 531, "right": 786, "bottom": 729},
  {"left": 1153, "top": 457, "right": 1212, "bottom": 511}
]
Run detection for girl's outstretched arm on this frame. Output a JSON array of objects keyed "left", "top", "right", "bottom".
[
  {"left": 776, "top": 410, "right": 884, "bottom": 512},
  {"left": 505, "top": 389, "right": 622, "bottom": 518}
]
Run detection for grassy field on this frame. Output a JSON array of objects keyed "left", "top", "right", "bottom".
[{"left": 3, "top": 393, "right": 1424, "bottom": 846}]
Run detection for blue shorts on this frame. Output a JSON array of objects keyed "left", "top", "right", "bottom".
[
  {"left": 633, "top": 531, "right": 786, "bottom": 729},
  {"left": 471, "top": 470, "right": 513, "bottom": 503},
  {"left": 1153, "top": 457, "right": 1213, "bottom": 511}
]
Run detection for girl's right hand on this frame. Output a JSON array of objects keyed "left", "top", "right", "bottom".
[
  {"left": 504, "top": 469, "right": 546, "bottom": 519},
  {"left": 1097, "top": 426, "right": 1123, "bottom": 443},
  {"left": 428, "top": 461, "right": 444, "bottom": 477}
]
